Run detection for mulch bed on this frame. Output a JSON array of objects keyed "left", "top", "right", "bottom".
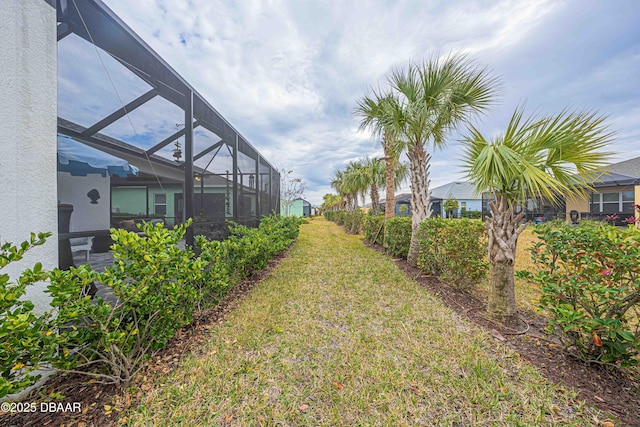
[
  {"left": 365, "top": 241, "right": 640, "bottom": 426},
  {"left": 0, "top": 245, "right": 293, "bottom": 427}
]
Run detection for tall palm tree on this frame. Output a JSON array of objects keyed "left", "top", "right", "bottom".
[
  {"left": 377, "top": 54, "right": 501, "bottom": 266},
  {"left": 341, "top": 162, "right": 367, "bottom": 210},
  {"left": 358, "top": 156, "right": 409, "bottom": 216},
  {"left": 355, "top": 93, "right": 404, "bottom": 219},
  {"left": 330, "top": 170, "right": 348, "bottom": 210},
  {"left": 462, "top": 106, "right": 613, "bottom": 326}
]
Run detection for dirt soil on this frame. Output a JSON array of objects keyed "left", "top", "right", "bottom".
[
  {"left": 2, "top": 238, "right": 639, "bottom": 426},
  {"left": 365, "top": 242, "right": 640, "bottom": 427}
]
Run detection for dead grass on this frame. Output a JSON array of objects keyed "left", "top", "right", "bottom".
[{"left": 124, "top": 218, "right": 608, "bottom": 426}]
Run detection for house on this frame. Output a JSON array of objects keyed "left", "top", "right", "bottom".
[
  {"left": 282, "top": 198, "right": 311, "bottom": 217},
  {"left": 378, "top": 193, "right": 412, "bottom": 216},
  {"left": 430, "top": 181, "right": 482, "bottom": 218},
  {"left": 565, "top": 157, "right": 640, "bottom": 224}
]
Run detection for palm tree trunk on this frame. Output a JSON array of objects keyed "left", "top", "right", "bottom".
[
  {"left": 383, "top": 133, "right": 396, "bottom": 219},
  {"left": 486, "top": 194, "right": 527, "bottom": 327},
  {"left": 407, "top": 146, "right": 432, "bottom": 266},
  {"left": 370, "top": 184, "right": 380, "bottom": 216}
]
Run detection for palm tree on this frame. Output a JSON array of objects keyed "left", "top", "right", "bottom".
[
  {"left": 349, "top": 156, "right": 410, "bottom": 216},
  {"left": 376, "top": 54, "right": 501, "bottom": 266},
  {"left": 355, "top": 93, "right": 405, "bottom": 220},
  {"left": 462, "top": 106, "right": 613, "bottom": 326},
  {"left": 321, "top": 193, "right": 341, "bottom": 212},
  {"left": 344, "top": 161, "right": 369, "bottom": 209}
]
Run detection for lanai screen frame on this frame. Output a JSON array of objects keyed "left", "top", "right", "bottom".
[{"left": 56, "top": 0, "right": 280, "bottom": 245}]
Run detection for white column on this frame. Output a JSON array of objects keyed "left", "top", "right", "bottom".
[{"left": 0, "top": 0, "right": 58, "bottom": 313}]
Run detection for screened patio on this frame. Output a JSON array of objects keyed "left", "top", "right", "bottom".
[{"left": 56, "top": 0, "right": 280, "bottom": 268}]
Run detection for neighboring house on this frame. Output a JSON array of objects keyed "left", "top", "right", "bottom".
[
  {"left": 430, "top": 181, "right": 482, "bottom": 218},
  {"left": 565, "top": 156, "right": 640, "bottom": 224},
  {"left": 282, "top": 198, "right": 311, "bottom": 217},
  {"left": 111, "top": 172, "right": 259, "bottom": 227},
  {"left": 379, "top": 193, "right": 412, "bottom": 216}
]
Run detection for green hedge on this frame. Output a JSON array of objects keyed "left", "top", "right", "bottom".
[
  {"left": 1, "top": 215, "right": 302, "bottom": 394},
  {"left": 384, "top": 217, "right": 412, "bottom": 258},
  {"left": 363, "top": 216, "right": 385, "bottom": 245},
  {"left": 417, "top": 218, "right": 487, "bottom": 291},
  {"left": 461, "top": 209, "right": 482, "bottom": 219},
  {"left": 324, "top": 210, "right": 364, "bottom": 234}
]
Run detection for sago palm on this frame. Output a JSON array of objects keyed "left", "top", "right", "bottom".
[
  {"left": 462, "top": 106, "right": 613, "bottom": 326},
  {"left": 378, "top": 53, "right": 500, "bottom": 266}
]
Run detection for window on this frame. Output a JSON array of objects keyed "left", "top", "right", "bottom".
[
  {"left": 461, "top": 202, "right": 467, "bottom": 210},
  {"left": 154, "top": 194, "right": 167, "bottom": 215},
  {"left": 590, "top": 191, "right": 636, "bottom": 214}
]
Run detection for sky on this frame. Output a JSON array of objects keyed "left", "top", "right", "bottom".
[{"left": 62, "top": 0, "right": 640, "bottom": 206}]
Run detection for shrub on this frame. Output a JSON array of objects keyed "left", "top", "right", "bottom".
[
  {"left": 517, "top": 222, "right": 640, "bottom": 367},
  {"left": 363, "top": 216, "right": 385, "bottom": 245},
  {"left": 349, "top": 210, "right": 364, "bottom": 234},
  {"left": 324, "top": 210, "right": 364, "bottom": 235},
  {"left": 461, "top": 209, "right": 482, "bottom": 219},
  {"left": 384, "top": 217, "right": 412, "bottom": 258},
  {"left": 1, "top": 216, "right": 302, "bottom": 389},
  {"left": 417, "top": 218, "right": 487, "bottom": 291},
  {"left": 0, "top": 233, "right": 59, "bottom": 398},
  {"left": 49, "top": 221, "right": 205, "bottom": 384}
]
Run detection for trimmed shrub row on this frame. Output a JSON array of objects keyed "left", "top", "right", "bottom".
[
  {"left": 324, "top": 210, "right": 364, "bottom": 234},
  {"left": 0, "top": 215, "right": 302, "bottom": 396},
  {"left": 325, "top": 213, "right": 487, "bottom": 290},
  {"left": 417, "top": 217, "right": 487, "bottom": 291},
  {"left": 363, "top": 215, "right": 385, "bottom": 245},
  {"left": 384, "top": 217, "right": 412, "bottom": 257}
]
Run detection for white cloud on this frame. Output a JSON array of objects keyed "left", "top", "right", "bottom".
[{"left": 63, "top": 0, "right": 640, "bottom": 206}]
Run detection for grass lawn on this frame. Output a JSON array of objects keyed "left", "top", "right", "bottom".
[{"left": 124, "top": 217, "right": 607, "bottom": 426}]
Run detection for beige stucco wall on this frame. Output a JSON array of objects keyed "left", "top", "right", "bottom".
[
  {"left": 565, "top": 196, "right": 589, "bottom": 221},
  {"left": 0, "top": 0, "right": 57, "bottom": 313}
]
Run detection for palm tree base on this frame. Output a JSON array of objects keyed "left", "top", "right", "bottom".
[{"left": 487, "top": 260, "right": 519, "bottom": 328}]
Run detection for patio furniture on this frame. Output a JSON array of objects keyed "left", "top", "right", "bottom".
[{"left": 70, "top": 236, "right": 94, "bottom": 262}]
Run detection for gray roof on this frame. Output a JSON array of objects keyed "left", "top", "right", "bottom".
[
  {"left": 605, "top": 157, "right": 640, "bottom": 178},
  {"left": 430, "top": 181, "right": 481, "bottom": 200},
  {"left": 379, "top": 193, "right": 412, "bottom": 204},
  {"left": 592, "top": 171, "right": 639, "bottom": 187}
]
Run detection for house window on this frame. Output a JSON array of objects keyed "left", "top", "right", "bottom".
[
  {"left": 461, "top": 202, "right": 467, "bottom": 210},
  {"left": 154, "top": 194, "right": 167, "bottom": 215},
  {"left": 591, "top": 191, "right": 635, "bottom": 214}
]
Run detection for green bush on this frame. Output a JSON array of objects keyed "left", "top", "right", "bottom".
[
  {"left": 363, "top": 216, "right": 385, "bottom": 245},
  {"left": 384, "top": 217, "right": 412, "bottom": 258},
  {"left": 197, "top": 214, "right": 302, "bottom": 288},
  {"left": 517, "top": 222, "right": 640, "bottom": 367},
  {"left": 461, "top": 209, "right": 482, "bottom": 219},
  {"left": 1, "top": 216, "right": 302, "bottom": 389},
  {"left": 49, "top": 221, "right": 204, "bottom": 384},
  {"left": 417, "top": 218, "right": 487, "bottom": 291},
  {"left": 324, "top": 210, "right": 365, "bottom": 235},
  {"left": 349, "top": 210, "right": 364, "bottom": 234},
  {"left": 0, "top": 233, "right": 58, "bottom": 398}
]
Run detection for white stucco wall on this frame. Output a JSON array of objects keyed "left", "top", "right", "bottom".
[
  {"left": 0, "top": 0, "right": 57, "bottom": 313},
  {"left": 57, "top": 172, "right": 111, "bottom": 231}
]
